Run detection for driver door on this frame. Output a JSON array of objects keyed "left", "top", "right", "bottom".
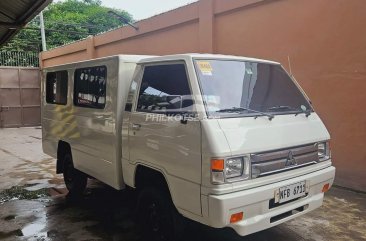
[{"left": 128, "top": 62, "right": 202, "bottom": 215}]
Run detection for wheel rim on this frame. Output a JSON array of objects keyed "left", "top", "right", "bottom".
[
  {"left": 144, "top": 200, "right": 171, "bottom": 241},
  {"left": 148, "top": 203, "right": 161, "bottom": 233},
  {"left": 64, "top": 157, "right": 75, "bottom": 190}
]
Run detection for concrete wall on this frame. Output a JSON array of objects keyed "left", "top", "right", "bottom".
[{"left": 40, "top": 0, "right": 366, "bottom": 191}]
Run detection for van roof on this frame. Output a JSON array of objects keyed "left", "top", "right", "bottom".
[
  {"left": 43, "top": 54, "right": 156, "bottom": 69},
  {"left": 43, "top": 53, "right": 280, "bottom": 70},
  {"left": 139, "top": 53, "right": 280, "bottom": 65}
]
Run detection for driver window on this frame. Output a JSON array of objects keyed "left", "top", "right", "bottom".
[{"left": 136, "top": 63, "right": 193, "bottom": 115}]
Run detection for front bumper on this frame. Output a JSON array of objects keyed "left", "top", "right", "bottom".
[{"left": 206, "top": 166, "right": 335, "bottom": 236}]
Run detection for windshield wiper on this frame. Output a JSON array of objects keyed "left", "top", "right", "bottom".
[
  {"left": 216, "top": 107, "right": 274, "bottom": 120},
  {"left": 295, "top": 107, "right": 312, "bottom": 117},
  {"left": 267, "top": 105, "right": 297, "bottom": 111},
  {"left": 269, "top": 105, "right": 312, "bottom": 117}
]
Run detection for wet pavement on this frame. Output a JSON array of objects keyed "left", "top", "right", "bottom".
[{"left": 0, "top": 127, "right": 365, "bottom": 241}]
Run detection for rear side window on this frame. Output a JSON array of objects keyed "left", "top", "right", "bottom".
[
  {"left": 136, "top": 64, "right": 193, "bottom": 115},
  {"left": 46, "top": 71, "right": 68, "bottom": 105},
  {"left": 74, "top": 66, "right": 107, "bottom": 109}
]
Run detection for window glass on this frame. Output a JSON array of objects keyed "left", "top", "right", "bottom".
[
  {"left": 74, "top": 66, "right": 107, "bottom": 109},
  {"left": 194, "top": 60, "right": 312, "bottom": 118},
  {"left": 136, "top": 64, "right": 193, "bottom": 115},
  {"left": 46, "top": 71, "right": 68, "bottom": 105}
]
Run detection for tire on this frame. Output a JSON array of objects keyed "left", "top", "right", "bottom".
[
  {"left": 63, "top": 153, "right": 87, "bottom": 197},
  {"left": 136, "top": 187, "right": 185, "bottom": 241}
]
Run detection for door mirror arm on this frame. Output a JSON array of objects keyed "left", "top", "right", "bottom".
[
  {"left": 179, "top": 112, "right": 197, "bottom": 125},
  {"left": 180, "top": 114, "right": 188, "bottom": 124}
]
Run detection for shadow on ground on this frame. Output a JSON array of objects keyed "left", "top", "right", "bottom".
[
  {"left": 0, "top": 128, "right": 365, "bottom": 241},
  {"left": 0, "top": 182, "right": 365, "bottom": 241}
]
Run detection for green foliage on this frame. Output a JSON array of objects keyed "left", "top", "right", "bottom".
[
  {"left": 1, "top": 0, "right": 132, "bottom": 52},
  {"left": 1, "top": 21, "right": 41, "bottom": 52}
]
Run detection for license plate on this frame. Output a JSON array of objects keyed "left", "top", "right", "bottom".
[{"left": 274, "top": 181, "right": 308, "bottom": 203}]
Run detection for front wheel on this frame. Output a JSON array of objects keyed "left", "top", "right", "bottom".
[
  {"left": 63, "top": 153, "right": 87, "bottom": 197},
  {"left": 136, "top": 187, "right": 185, "bottom": 241}
]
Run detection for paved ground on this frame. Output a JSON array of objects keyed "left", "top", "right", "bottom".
[{"left": 0, "top": 127, "right": 365, "bottom": 241}]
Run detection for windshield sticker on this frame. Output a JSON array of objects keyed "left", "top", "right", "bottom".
[{"left": 197, "top": 61, "right": 213, "bottom": 75}]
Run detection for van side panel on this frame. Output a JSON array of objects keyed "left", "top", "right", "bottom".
[
  {"left": 42, "top": 57, "right": 119, "bottom": 188},
  {"left": 41, "top": 69, "right": 57, "bottom": 159},
  {"left": 71, "top": 58, "right": 118, "bottom": 188}
]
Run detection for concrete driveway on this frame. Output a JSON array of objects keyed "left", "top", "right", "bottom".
[{"left": 0, "top": 127, "right": 365, "bottom": 241}]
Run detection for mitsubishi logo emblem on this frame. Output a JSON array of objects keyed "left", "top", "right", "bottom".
[{"left": 286, "top": 151, "right": 297, "bottom": 167}]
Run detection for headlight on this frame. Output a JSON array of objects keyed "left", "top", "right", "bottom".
[
  {"left": 211, "top": 156, "right": 250, "bottom": 184},
  {"left": 225, "top": 157, "right": 243, "bottom": 178},
  {"left": 318, "top": 141, "right": 331, "bottom": 162}
]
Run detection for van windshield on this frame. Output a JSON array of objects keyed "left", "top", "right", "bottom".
[{"left": 194, "top": 59, "right": 312, "bottom": 118}]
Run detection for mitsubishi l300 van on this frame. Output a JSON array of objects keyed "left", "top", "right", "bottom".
[{"left": 42, "top": 54, "right": 335, "bottom": 240}]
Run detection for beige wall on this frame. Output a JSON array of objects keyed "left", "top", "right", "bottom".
[
  {"left": 40, "top": 0, "right": 366, "bottom": 191},
  {"left": 0, "top": 67, "right": 40, "bottom": 128}
]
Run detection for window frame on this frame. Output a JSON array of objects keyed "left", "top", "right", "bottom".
[
  {"left": 73, "top": 65, "right": 108, "bottom": 109},
  {"left": 45, "top": 70, "right": 68, "bottom": 105},
  {"left": 134, "top": 61, "right": 195, "bottom": 116}
]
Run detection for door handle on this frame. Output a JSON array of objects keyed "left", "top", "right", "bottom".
[{"left": 131, "top": 123, "right": 141, "bottom": 131}]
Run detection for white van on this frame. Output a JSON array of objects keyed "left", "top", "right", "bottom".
[{"left": 42, "top": 54, "right": 335, "bottom": 240}]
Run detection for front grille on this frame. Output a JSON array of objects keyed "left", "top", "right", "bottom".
[{"left": 251, "top": 143, "right": 318, "bottom": 178}]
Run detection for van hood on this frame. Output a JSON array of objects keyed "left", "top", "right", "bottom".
[{"left": 217, "top": 113, "right": 330, "bottom": 155}]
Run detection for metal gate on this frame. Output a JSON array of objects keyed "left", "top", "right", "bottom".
[{"left": 0, "top": 67, "right": 40, "bottom": 128}]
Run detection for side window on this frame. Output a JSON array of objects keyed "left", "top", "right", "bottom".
[
  {"left": 46, "top": 71, "right": 68, "bottom": 105},
  {"left": 74, "top": 66, "right": 107, "bottom": 109},
  {"left": 136, "top": 63, "right": 193, "bottom": 115}
]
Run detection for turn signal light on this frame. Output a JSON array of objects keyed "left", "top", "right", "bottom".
[
  {"left": 230, "top": 212, "right": 244, "bottom": 223},
  {"left": 211, "top": 159, "right": 224, "bottom": 171},
  {"left": 322, "top": 183, "right": 330, "bottom": 193}
]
